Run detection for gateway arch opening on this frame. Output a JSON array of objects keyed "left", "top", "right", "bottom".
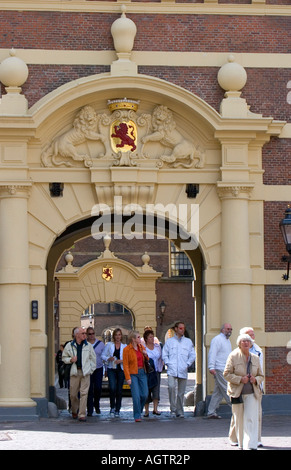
[
  {"left": 49, "top": 211, "right": 204, "bottom": 412},
  {"left": 81, "top": 301, "right": 133, "bottom": 345}
]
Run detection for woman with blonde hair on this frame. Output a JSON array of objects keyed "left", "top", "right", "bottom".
[
  {"left": 223, "top": 333, "right": 264, "bottom": 450},
  {"left": 101, "top": 328, "right": 126, "bottom": 417},
  {"left": 123, "top": 330, "right": 149, "bottom": 422}
]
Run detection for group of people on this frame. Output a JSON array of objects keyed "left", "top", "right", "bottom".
[
  {"left": 59, "top": 321, "right": 196, "bottom": 423},
  {"left": 205, "top": 323, "right": 264, "bottom": 450},
  {"left": 58, "top": 320, "right": 264, "bottom": 450}
]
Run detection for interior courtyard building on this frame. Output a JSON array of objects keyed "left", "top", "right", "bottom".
[{"left": 0, "top": 1, "right": 290, "bottom": 420}]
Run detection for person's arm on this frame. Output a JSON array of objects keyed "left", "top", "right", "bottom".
[
  {"left": 208, "top": 337, "right": 219, "bottom": 375},
  {"left": 223, "top": 353, "right": 241, "bottom": 385},
  {"left": 62, "top": 343, "right": 76, "bottom": 364},
  {"left": 187, "top": 342, "right": 196, "bottom": 367},
  {"left": 89, "top": 344, "right": 96, "bottom": 373},
  {"left": 162, "top": 341, "right": 169, "bottom": 366},
  {"left": 123, "top": 347, "right": 131, "bottom": 385}
]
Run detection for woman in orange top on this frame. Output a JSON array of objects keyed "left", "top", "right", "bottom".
[{"left": 123, "top": 331, "right": 149, "bottom": 422}]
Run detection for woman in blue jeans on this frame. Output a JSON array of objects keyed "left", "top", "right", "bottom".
[
  {"left": 101, "top": 328, "right": 126, "bottom": 417},
  {"left": 123, "top": 331, "right": 149, "bottom": 422}
]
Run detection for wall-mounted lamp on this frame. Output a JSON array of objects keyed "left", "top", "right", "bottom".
[
  {"left": 158, "top": 300, "right": 166, "bottom": 325},
  {"left": 186, "top": 184, "right": 199, "bottom": 199},
  {"left": 49, "top": 182, "right": 64, "bottom": 197},
  {"left": 280, "top": 205, "right": 291, "bottom": 280}
]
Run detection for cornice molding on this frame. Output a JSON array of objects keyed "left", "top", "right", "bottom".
[
  {"left": 0, "top": 1, "right": 290, "bottom": 17},
  {"left": 0, "top": 50, "right": 290, "bottom": 70}
]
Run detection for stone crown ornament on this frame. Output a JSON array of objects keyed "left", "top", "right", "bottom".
[{"left": 108, "top": 98, "right": 140, "bottom": 113}]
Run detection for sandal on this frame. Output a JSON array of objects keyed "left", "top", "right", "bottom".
[
  {"left": 144, "top": 413, "right": 149, "bottom": 417},
  {"left": 153, "top": 411, "right": 161, "bottom": 415}
]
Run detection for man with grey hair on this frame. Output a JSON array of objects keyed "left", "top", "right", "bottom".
[
  {"left": 62, "top": 326, "right": 96, "bottom": 421},
  {"left": 239, "top": 327, "right": 263, "bottom": 371},
  {"left": 204, "top": 323, "right": 232, "bottom": 419}
]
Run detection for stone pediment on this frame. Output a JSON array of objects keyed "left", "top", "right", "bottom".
[{"left": 41, "top": 100, "right": 205, "bottom": 170}]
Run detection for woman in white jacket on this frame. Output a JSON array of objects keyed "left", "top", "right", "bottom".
[{"left": 101, "top": 328, "right": 127, "bottom": 417}]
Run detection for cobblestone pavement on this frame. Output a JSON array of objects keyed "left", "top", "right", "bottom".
[{"left": 0, "top": 373, "right": 290, "bottom": 452}]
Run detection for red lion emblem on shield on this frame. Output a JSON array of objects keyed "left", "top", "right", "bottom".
[{"left": 111, "top": 122, "right": 136, "bottom": 152}]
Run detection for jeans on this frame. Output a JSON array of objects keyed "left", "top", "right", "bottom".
[
  {"left": 107, "top": 367, "right": 125, "bottom": 412},
  {"left": 130, "top": 368, "right": 149, "bottom": 419},
  {"left": 87, "top": 367, "right": 103, "bottom": 414}
]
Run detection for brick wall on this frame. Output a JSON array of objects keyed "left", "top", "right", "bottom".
[
  {"left": 265, "top": 348, "right": 291, "bottom": 394},
  {"left": 263, "top": 138, "right": 291, "bottom": 186},
  {"left": 265, "top": 286, "right": 291, "bottom": 332},
  {"left": 264, "top": 203, "right": 291, "bottom": 394},
  {"left": 264, "top": 201, "right": 289, "bottom": 270},
  {"left": 3, "top": 13, "right": 291, "bottom": 53}
]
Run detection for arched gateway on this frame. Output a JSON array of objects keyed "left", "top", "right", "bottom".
[{"left": 0, "top": 18, "right": 284, "bottom": 419}]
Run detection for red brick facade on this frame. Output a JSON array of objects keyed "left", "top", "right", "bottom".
[{"left": 265, "top": 348, "right": 291, "bottom": 394}]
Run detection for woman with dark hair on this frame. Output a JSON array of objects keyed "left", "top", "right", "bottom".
[{"left": 101, "top": 328, "right": 126, "bottom": 417}]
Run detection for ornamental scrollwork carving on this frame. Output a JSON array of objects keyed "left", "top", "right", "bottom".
[{"left": 41, "top": 101, "right": 205, "bottom": 170}]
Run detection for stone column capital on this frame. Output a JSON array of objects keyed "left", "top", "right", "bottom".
[
  {"left": 216, "top": 182, "right": 254, "bottom": 200},
  {"left": 0, "top": 182, "right": 32, "bottom": 198}
]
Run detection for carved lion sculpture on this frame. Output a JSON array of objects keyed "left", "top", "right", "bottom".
[
  {"left": 141, "top": 105, "right": 204, "bottom": 168},
  {"left": 41, "top": 106, "right": 107, "bottom": 167}
]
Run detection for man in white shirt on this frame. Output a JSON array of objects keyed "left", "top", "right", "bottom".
[
  {"left": 162, "top": 321, "right": 196, "bottom": 418},
  {"left": 205, "top": 323, "right": 232, "bottom": 419}
]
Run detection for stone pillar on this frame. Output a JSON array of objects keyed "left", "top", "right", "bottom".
[
  {"left": 217, "top": 182, "right": 254, "bottom": 341},
  {"left": 0, "top": 184, "right": 36, "bottom": 416}
]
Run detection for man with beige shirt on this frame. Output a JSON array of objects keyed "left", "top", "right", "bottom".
[{"left": 62, "top": 326, "right": 96, "bottom": 421}]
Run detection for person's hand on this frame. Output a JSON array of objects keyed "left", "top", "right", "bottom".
[
  {"left": 71, "top": 356, "right": 77, "bottom": 363},
  {"left": 241, "top": 375, "right": 249, "bottom": 384},
  {"left": 127, "top": 379, "right": 131, "bottom": 385},
  {"left": 209, "top": 369, "right": 216, "bottom": 376},
  {"left": 249, "top": 375, "right": 257, "bottom": 385}
]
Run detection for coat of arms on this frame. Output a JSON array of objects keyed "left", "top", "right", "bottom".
[
  {"left": 110, "top": 120, "right": 137, "bottom": 153},
  {"left": 102, "top": 265, "right": 113, "bottom": 281}
]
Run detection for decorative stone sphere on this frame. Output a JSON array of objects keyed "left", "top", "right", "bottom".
[
  {"left": 217, "top": 55, "right": 247, "bottom": 92},
  {"left": 65, "top": 251, "right": 74, "bottom": 265},
  {"left": 141, "top": 252, "right": 150, "bottom": 266},
  {"left": 111, "top": 5, "right": 137, "bottom": 54},
  {"left": 0, "top": 48, "right": 29, "bottom": 87}
]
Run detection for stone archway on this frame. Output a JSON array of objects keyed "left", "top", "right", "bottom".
[
  {"left": 55, "top": 238, "right": 162, "bottom": 345},
  {"left": 0, "top": 62, "right": 283, "bottom": 418}
]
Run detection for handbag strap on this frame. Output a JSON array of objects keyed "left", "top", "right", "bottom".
[{"left": 246, "top": 356, "right": 252, "bottom": 375}]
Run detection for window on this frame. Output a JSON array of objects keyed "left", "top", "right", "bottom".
[{"left": 170, "top": 243, "right": 193, "bottom": 277}]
